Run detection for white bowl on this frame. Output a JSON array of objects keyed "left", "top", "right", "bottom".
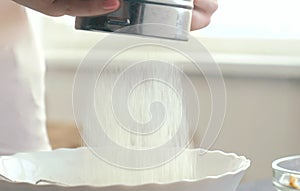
[{"left": 0, "top": 147, "right": 250, "bottom": 191}]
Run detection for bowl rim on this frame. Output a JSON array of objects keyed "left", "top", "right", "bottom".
[
  {"left": 272, "top": 155, "right": 300, "bottom": 175},
  {"left": 0, "top": 148, "right": 251, "bottom": 188}
]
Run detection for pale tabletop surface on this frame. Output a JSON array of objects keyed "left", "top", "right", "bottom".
[{"left": 237, "top": 180, "right": 277, "bottom": 191}]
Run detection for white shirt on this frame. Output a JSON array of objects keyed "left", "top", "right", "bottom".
[{"left": 0, "top": 0, "right": 51, "bottom": 155}]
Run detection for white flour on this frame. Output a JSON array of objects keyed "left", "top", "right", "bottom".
[{"left": 78, "top": 45, "right": 200, "bottom": 184}]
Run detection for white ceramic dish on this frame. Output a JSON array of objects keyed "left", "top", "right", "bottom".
[{"left": 0, "top": 147, "right": 250, "bottom": 191}]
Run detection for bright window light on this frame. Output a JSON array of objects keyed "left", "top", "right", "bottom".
[{"left": 197, "top": 0, "right": 300, "bottom": 38}]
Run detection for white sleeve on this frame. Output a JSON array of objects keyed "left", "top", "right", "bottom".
[{"left": 0, "top": 0, "right": 51, "bottom": 155}]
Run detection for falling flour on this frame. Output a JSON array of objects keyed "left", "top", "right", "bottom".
[{"left": 79, "top": 46, "right": 200, "bottom": 185}]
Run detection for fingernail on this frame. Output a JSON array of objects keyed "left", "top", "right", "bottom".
[{"left": 103, "top": 0, "right": 119, "bottom": 10}]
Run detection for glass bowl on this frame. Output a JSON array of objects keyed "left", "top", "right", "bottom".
[{"left": 272, "top": 156, "right": 300, "bottom": 191}]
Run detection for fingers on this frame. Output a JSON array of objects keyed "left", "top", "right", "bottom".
[
  {"left": 191, "top": 0, "right": 218, "bottom": 30},
  {"left": 47, "top": 0, "right": 120, "bottom": 16},
  {"left": 12, "top": 0, "right": 120, "bottom": 17},
  {"left": 194, "top": 0, "right": 218, "bottom": 14},
  {"left": 191, "top": 10, "right": 211, "bottom": 30}
]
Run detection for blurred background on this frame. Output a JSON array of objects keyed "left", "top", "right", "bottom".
[{"left": 27, "top": 0, "right": 300, "bottom": 183}]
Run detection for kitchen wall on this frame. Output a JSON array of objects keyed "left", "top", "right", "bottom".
[{"left": 45, "top": 58, "right": 300, "bottom": 182}]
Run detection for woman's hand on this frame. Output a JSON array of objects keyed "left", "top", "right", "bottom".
[
  {"left": 191, "top": 0, "right": 218, "bottom": 30},
  {"left": 11, "top": 0, "right": 120, "bottom": 16}
]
